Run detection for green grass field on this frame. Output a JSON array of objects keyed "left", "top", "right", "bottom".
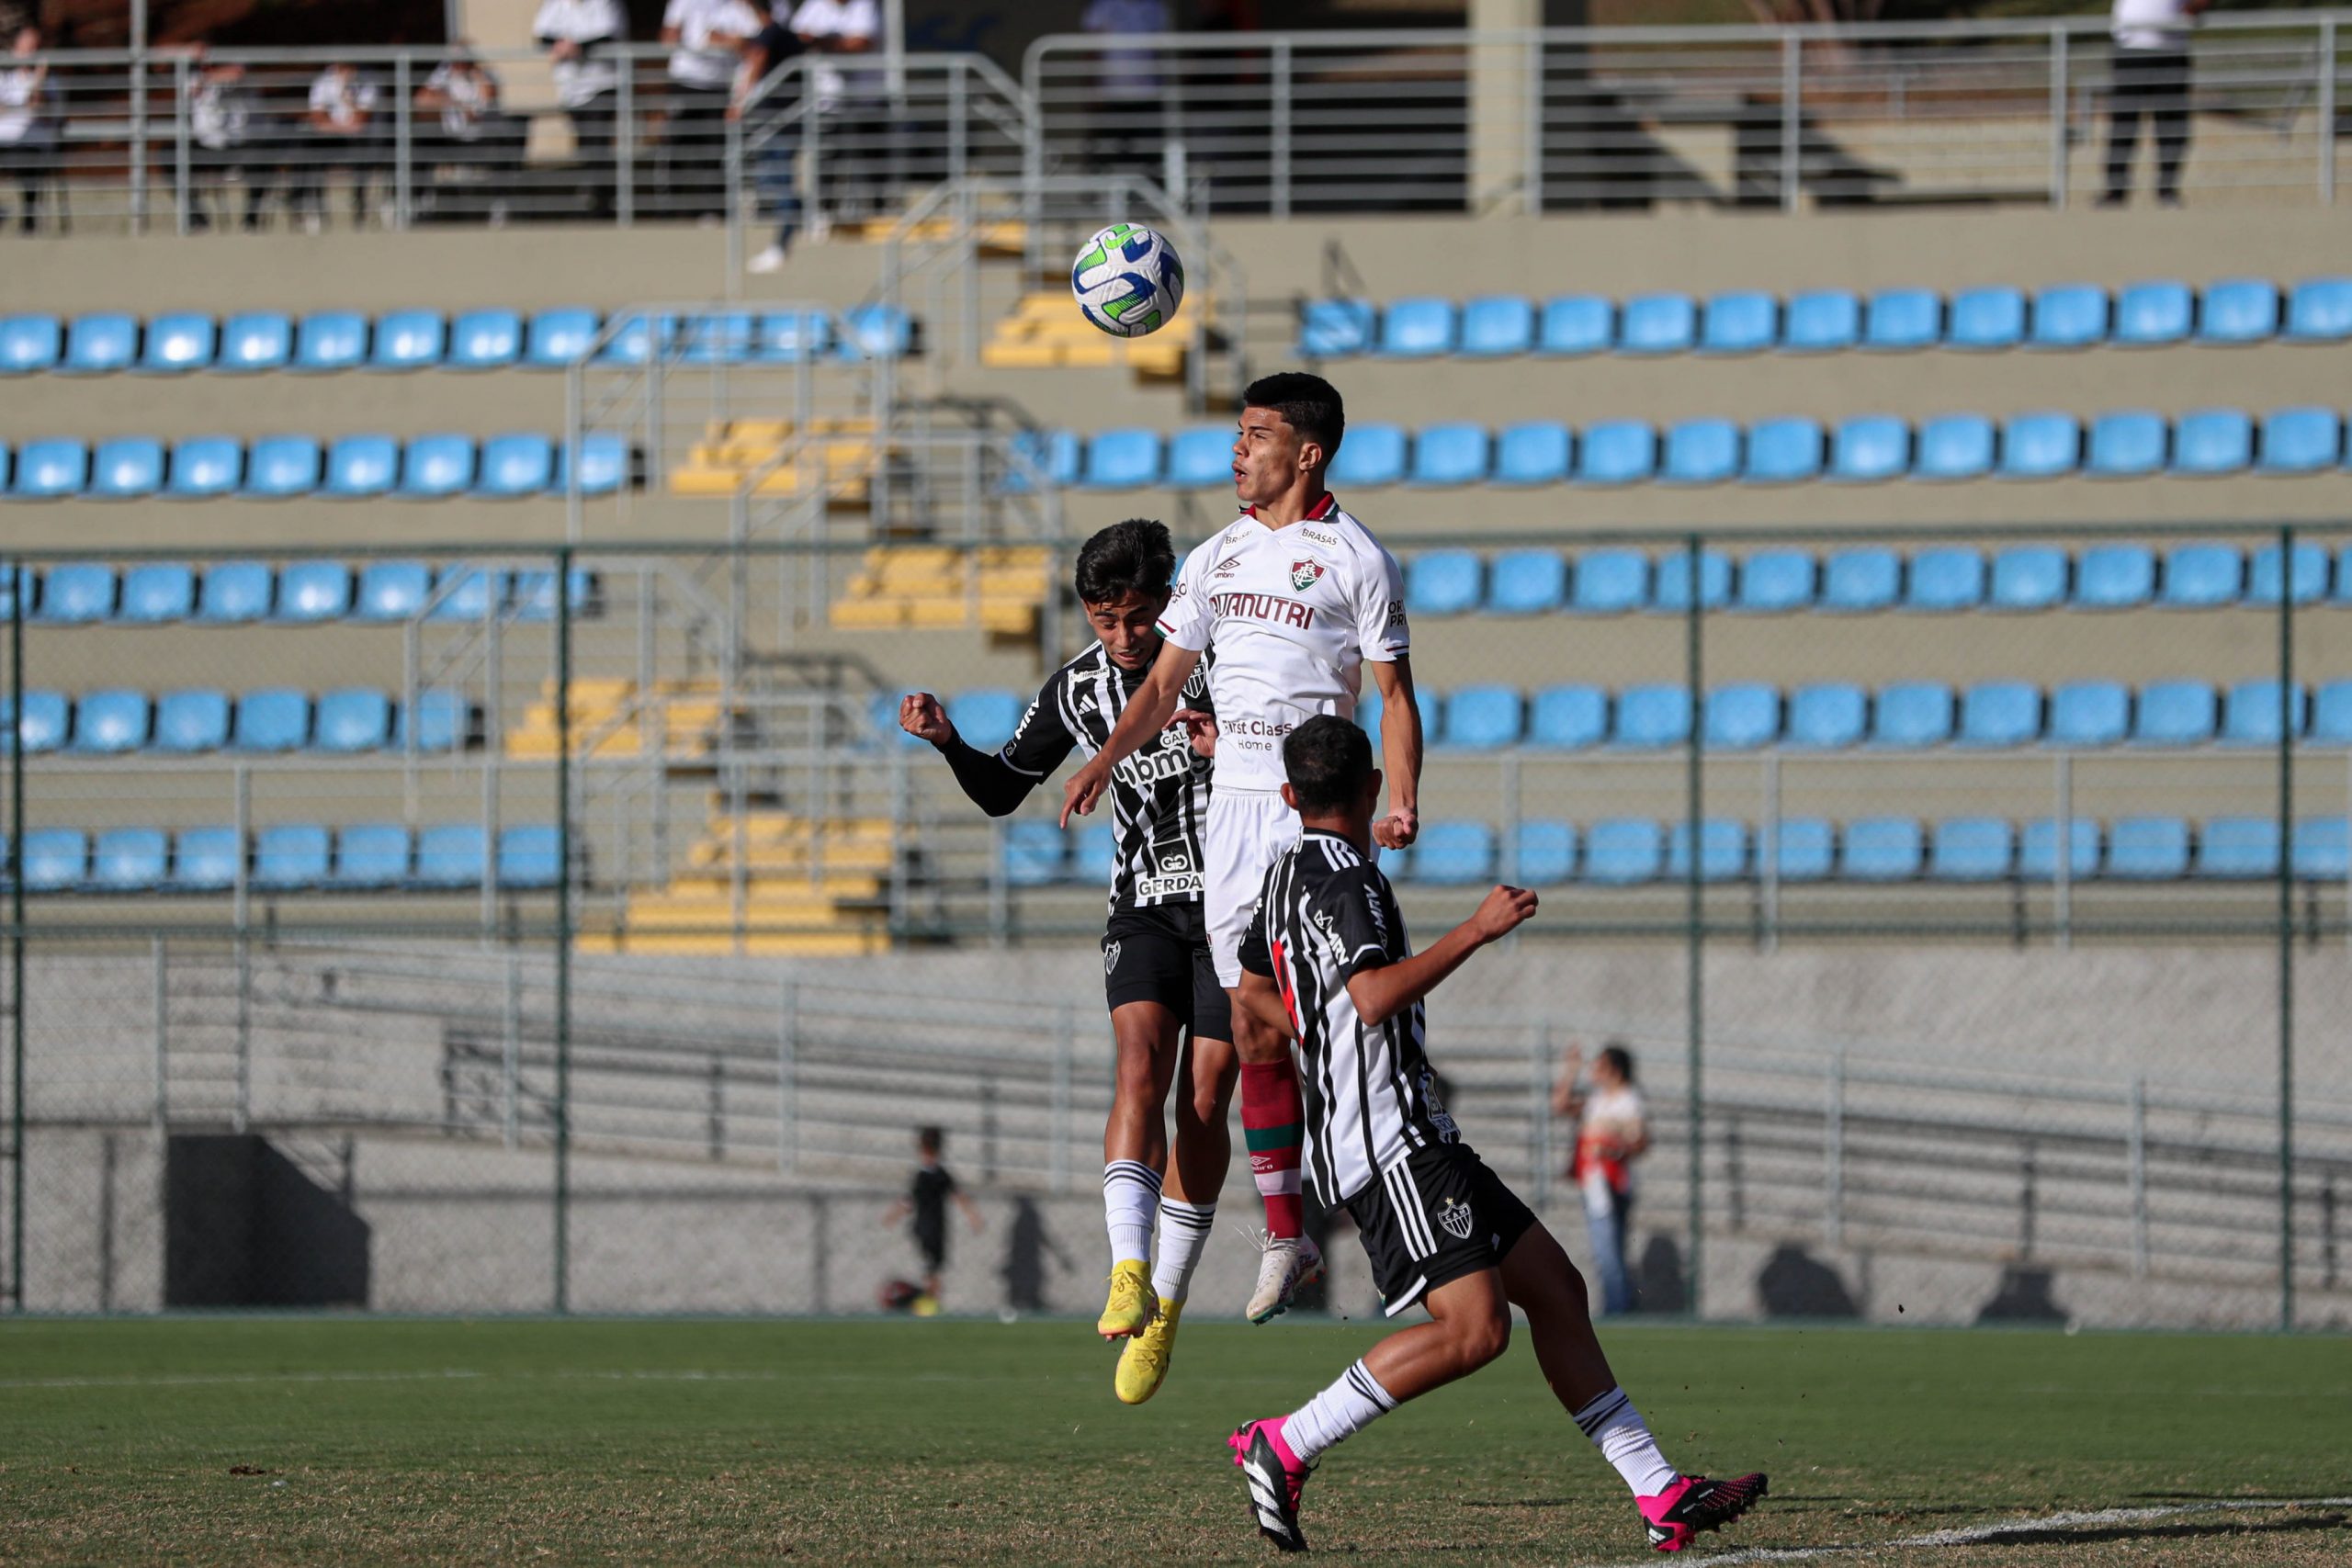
[{"left": 1, "top": 1317, "right": 2346, "bottom": 1565}]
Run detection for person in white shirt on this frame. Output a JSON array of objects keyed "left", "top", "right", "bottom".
[
  {"left": 416, "top": 45, "right": 527, "bottom": 225},
  {"left": 533, "top": 0, "right": 628, "bottom": 219},
  {"left": 2103, "top": 0, "right": 2207, "bottom": 206},
  {"left": 292, "top": 61, "right": 383, "bottom": 231},
  {"left": 660, "top": 0, "right": 760, "bottom": 216},
  {"left": 187, "top": 46, "right": 274, "bottom": 231},
  {"left": 0, "top": 26, "right": 57, "bottom": 235},
  {"left": 1552, "top": 1042, "right": 1649, "bottom": 1315},
  {"left": 790, "top": 0, "right": 878, "bottom": 221}
]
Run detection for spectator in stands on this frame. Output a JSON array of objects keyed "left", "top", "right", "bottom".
[
  {"left": 2103, "top": 0, "right": 2207, "bottom": 207},
  {"left": 0, "top": 25, "right": 59, "bottom": 235},
  {"left": 292, "top": 60, "right": 384, "bottom": 232},
  {"left": 416, "top": 43, "right": 528, "bottom": 226},
  {"left": 1081, "top": 0, "right": 1169, "bottom": 185},
  {"left": 660, "top": 0, "right": 761, "bottom": 219},
  {"left": 1553, "top": 1041, "right": 1648, "bottom": 1315},
  {"left": 881, "top": 1124, "right": 982, "bottom": 1308},
  {"left": 534, "top": 0, "right": 628, "bottom": 220},
  {"left": 790, "top": 0, "right": 878, "bottom": 231},
  {"left": 734, "top": 0, "right": 803, "bottom": 273},
  {"left": 188, "top": 46, "right": 275, "bottom": 231}
]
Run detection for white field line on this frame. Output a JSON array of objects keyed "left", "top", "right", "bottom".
[{"left": 1584, "top": 1495, "right": 2352, "bottom": 1568}]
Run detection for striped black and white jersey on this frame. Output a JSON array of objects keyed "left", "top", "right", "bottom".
[
  {"left": 933, "top": 641, "right": 1214, "bottom": 913},
  {"left": 1243, "top": 829, "right": 1460, "bottom": 1205}
]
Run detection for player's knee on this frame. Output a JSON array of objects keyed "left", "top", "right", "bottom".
[
  {"left": 1184, "top": 1078, "right": 1227, "bottom": 1129},
  {"left": 1451, "top": 1303, "right": 1511, "bottom": 1370}
]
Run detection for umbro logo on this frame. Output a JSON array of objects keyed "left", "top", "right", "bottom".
[{"left": 1214, "top": 556, "right": 1243, "bottom": 579}]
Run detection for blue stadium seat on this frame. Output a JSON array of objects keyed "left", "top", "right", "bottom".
[
  {"left": 5, "top": 692, "right": 67, "bottom": 754},
  {"left": 1820, "top": 547, "right": 1900, "bottom": 613},
  {"left": 1699, "top": 291, "right": 1776, "bottom": 355},
  {"left": 1930, "top": 818, "right": 2013, "bottom": 882},
  {"left": 448, "top": 309, "right": 522, "bottom": 369},
  {"left": 497, "top": 826, "right": 565, "bottom": 889},
  {"left": 232, "top": 689, "right": 312, "bottom": 752},
  {"left": 1735, "top": 548, "right": 1815, "bottom": 613},
  {"left": 167, "top": 435, "right": 242, "bottom": 498},
  {"left": 1569, "top": 548, "right": 1648, "bottom": 613},
  {"left": 1916, "top": 413, "right": 1996, "bottom": 480},
  {"left": 1004, "top": 429, "right": 1077, "bottom": 491},
  {"left": 1438, "top": 686, "right": 1521, "bottom": 751},
  {"left": 2285, "top": 276, "right": 2352, "bottom": 343},
  {"left": 1862, "top": 288, "right": 1939, "bottom": 351},
  {"left": 1957, "top": 682, "right": 2041, "bottom": 749},
  {"left": 1406, "top": 551, "right": 1482, "bottom": 616},
  {"left": 755, "top": 309, "right": 832, "bottom": 363},
  {"left": 119, "top": 564, "right": 194, "bottom": 624},
  {"left": 2029, "top": 284, "right": 2109, "bottom": 349},
  {"left": 0, "top": 313, "right": 61, "bottom": 373},
  {"left": 314, "top": 690, "right": 392, "bottom": 754},
  {"left": 1987, "top": 546, "right": 2068, "bottom": 611},
  {"left": 139, "top": 312, "right": 216, "bottom": 374},
  {"left": 1612, "top": 684, "right": 1692, "bottom": 749},
  {"left": 1071, "top": 821, "right": 1115, "bottom": 886},
  {"left": 36, "top": 563, "right": 115, "bottom": 624},
  {"left": 948, "top": 689, "right": 1023, "bottom": 752},
  {"left": 1410, "top": 423, "right": 1489, "bottom": 487},
  {"left": 2113, "top": 280, "right": 2191, "bottom": 345},
  {"left": 2172, "top": 409, "right": 2253, "bottom": 476},
  {"left": 1527, "top": 684, "right": 1607, "bottom": 750},
  {"left": 1871, "top": 682, "right": 1953, "bottom": 748},
  {"left": 1575, "top": 422, "right": 1656, "bottom": 485},
  {"left": 1947, "top": 287, "right": 2025, "bottom": 350},
  {"left": 1584, "top": 818, "right": 1663, "bottom": 885},
  {"left": 69, "top": 690, "right": 149, "bottom": 754},
  {"left": 13, "top": 438, "right": 86, "bottom": 498},
  {"left": 1904, "top": 547, "right": 1984, "bottom": 611},
  {"left": 2315, "top": 681, "right": 2352, "bottom": 746},
  {"left": 2220, "top": 679, "right": 2307, "bottom": 748},
  {"left": 400, "top": 689, "right": 469, "bottom": 753},
  {"left": 1996, "top": 412, "right": 2079, "bottom": 479},
  {"left": 477, "top": 433, "right": 554, "bottom": 497},
  {"left": 1001, "top": 820, "right": 1063, "bottom": 887},
  {"left": 1328, "top": 423, "right": 1406, "bottom": 488},
  {"left": 253, "top": 826, "right": 332, "bottom": 891},
  {"left": 244, "top": 434, "right": 321, "bottom": 498},
  {"left": 324, "top": 434, "right": 400, "bottom": 498},
  {"left": 2131, "top": 680, "right": 2217, "bottom": 746},
  {"left": 510, "top": 569, "right": 596, "bottom": 623},
  {"left": 1785, "top": 684, "right": 1867, "bottom": 750},
  {"left": 18, "top": 830, "right": 87, "bottom": 892},
  {"left": 152, "top": 689, "right": 231, "bottom": 751},
  {"left": 2159, "top": 543, "right": 2242, "bottom": 608},
  {"left": 62, "top": 313, "right": 138, "bottom": 374},
  {"left": 2293, "top": 818, "right": 2349, "bottom": 882},
  {"left": 428, "top": 568, "right": 505, "bottom": 622},
  {"left": 195, "top": 561, "right": 273, "bottom": 623},
  {"left": 168, "top": 828, "right": 243, "bottom": 892},
  {"left": 1652, "top": 548, "right": 1732, "bottom": 612},
  {"left": 2197, "top": 278, "right": 2278, "bottom": 344},
  {"left": 1770, "top": 818, "right": 1836, "bottom": 883},
  {"left": 91, "top": 437, "right": 165, "bottom": 499},
  {"left": 2257, "top": 407, "right": 2340, "bottom": 474},
  {"left": 1080, "top": 429, "right": 1159, "bottom": 490},
  {"left": 560, "top": 433, "right": 629, "bottom": 496},
  {"left": 1666, "top": 818, "right": 1750, "bottom": 882},
  {"left": 293, "top": 310, "right": 369, "bottom": 372},
  {"left": 1297, "top": 299, "right": 1374, "bottom": 357},
  {"left": 1702, "top": 683, "right": 1780, "bottom": 750},
  {"left": 2075, "top": 545, "right": 2156, "bottom": 608},
  {"left": 269, "top": 562, "right": 349, "bottom": 624},
  {"left": 677, "top": 311, "right": 754, "bottom": 366},
  {"left": 1412, "top": 822, "right": 1496, "bottom": 885},
  {"left": 1487, "top": 549, "right": 1566, "bottom": 614},
  {"left": 2019, "top": 818, "right": 2100, "bottom": 882},
  {"left": 1164, "top": 426, "right": 1232, "bottom": 489},
  {"left": 526, "top": 307, "right": 600, "bottom": 367},
  {"left": 1829, "top": 415, "right": 1909, "bottom": 482},
  {"left": 218, "top": 311, "right": 292, "bottom": 373},
  {"left": 332, "top": 825, "right": 413, "bottom": 888},
  {"left": 2046, "top": 681, "right": 2130, "bottom": 748},
  {"left": 1781, "top": 289, "right": 1860, "bottom": 353},
  {"left": 1742, "top": 417, "right": 1822, "bottom": 483},
  {"left": 1617, "top": 293, "right": 1695, "bottom": 355},
  {"left": 593, "top": 310, "right": 662, "bottom": 367},
  {"left": 1458, "top": 295, "right": 1533, "bottom": 357},
  {"left": 1842, "top": 818, "right": 1923, "bottom": 881},
  {"left": 1537, "top": 295, "right": 1612, "bottom": 356},
  {"left": 401, "top": 434, "right": 476, "bottom": 498},
  {"left": 412, "top": 824, "right": 486, "bottom": 888},
  {"left": 1377, "top": 297, "right": 1455, "bottom": 358},
  {"left": 1512, "top": 820, "right": 1577, "bottom": 886},
  {"left": 2247, "top": 542, "right": 2331, "bottom": 604},
  {"left": 2109, "top": 817, "right": 2191, "bottom": 879}
]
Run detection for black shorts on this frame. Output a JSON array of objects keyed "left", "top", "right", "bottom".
[
  {"left": 1341, "top": 1142, "right": 1539, "bottom": 1317},
  {"left": 1102, "top": 902, "right": 1233, "bottom": 1042},
  {"left": 915, "top": 1228, "right": 946, "bottom": 1273}
]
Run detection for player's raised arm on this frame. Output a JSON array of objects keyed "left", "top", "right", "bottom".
[
  {"left": 1368, "top": 657, "right": 1423, "bottom": 851},
  {"left": 1344, "top": 883, "right": 1536, "bottom": 1028},
  {"left": 1059, "top": 640, "right": 1200, "bottom": 827},
  {"left": 904, "top": 685, "right": 1072, "bottom": 818}
]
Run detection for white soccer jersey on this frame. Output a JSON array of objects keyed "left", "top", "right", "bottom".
[{"left": 1156, "top": 494, "right": 1410, "bottom": 794}]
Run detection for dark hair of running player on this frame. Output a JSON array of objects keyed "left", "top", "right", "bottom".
[
  {"left": 1282, "top": 716, "right": 1374, "bottom": 814},
  {"left": 917, "top": 1124, "right": 944, "bottom": 1156},
  {"left": 1244, "top": 372, "right": 1346, "bottom": 458},
  {"left": 1074, "top": 517, "right": 1177, "bottom": 606},
  {"left": 1598, "top": 1044, "right": 1634, "bottom": 1086}
]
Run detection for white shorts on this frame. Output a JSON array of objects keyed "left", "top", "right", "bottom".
[{"left": 1204, "top": 786, "right": 1301, "bottom": 987}]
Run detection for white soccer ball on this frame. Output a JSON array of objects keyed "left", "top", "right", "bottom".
[{"left": 1071, "top": 222, "right": 1185, "bottom": 338}]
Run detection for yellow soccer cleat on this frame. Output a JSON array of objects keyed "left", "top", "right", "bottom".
[
  {"left": 1096, "top": 1259, "right": 1159, "bottom": 1340},
  {"left": 1114, "top": 1299, "right": 1182, "bottom": 1404}
]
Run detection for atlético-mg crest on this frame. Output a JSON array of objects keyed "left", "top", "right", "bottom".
[
  {"left": 1435, "top": 1195, "right": 1475, "bottom": 1241},
  {"left": 1290, "top": 558, "right": 1325, "bottom": 591}
]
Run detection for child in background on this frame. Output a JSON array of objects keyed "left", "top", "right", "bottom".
[{"left": 882, "top": 1125, "right": 983, "bottom": 1310}]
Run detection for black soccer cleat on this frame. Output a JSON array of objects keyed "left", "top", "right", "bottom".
[
  {"left": 1228, "top": 1417, "right": 1312, "bottom": 1552},
  {"left": 1638, "top": 1472, "right": 1769, "bottom": 1553}
]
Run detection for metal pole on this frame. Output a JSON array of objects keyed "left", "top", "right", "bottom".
[
  {"left": 152, "top": 938, "right": 168, "bottom": 1131},
  {"left": 778, "top": 979, "right": 798, "bottom": 1173},
  {"left": 1521, "top": 26, "right": 1544, "bottom": 216},
  {"left": 616, "top": 64, "right": 635, "bottom": 227},
  {"left": 1532, "top": 1024, "right": 1552, "bottom": 1207},
  {"left": 503, "top": 954, "right": 521, "bottom": 1151},
  {"left": 172, "top": 56, "right": 192, "bottom": 234},
  {"left": 1684, "top": 533, "right": 1704, "bottom": 1313},
  {"left": 1270, "top": 38, "right": 1292, "bottom": 220},
  {"left": 2322, "top": 19, "right": 2338, "bottom": 206},
  {"left": 554, "top": 546, "right": 575, "bottom": 1314},
  {"left": 2055, "top": 752, "right": 2074, "bottom": 948},
  {"left": 393, "top": 54, "right": 413, "bottom": 229},
  {"left": 724, "top": 112, "right": 744, "bottom": 301},
  {"left": 232, "top": 766, "right": 250, "bottom": 1134},
  {"left": 1825, "top": 1050, "right": 1845, "bottom": 1250},
  {"left": 6, "top": 558, "right": 20, "bottom": 1313},
  {"left": 2278, "top": 524, "right": 2296, "bottom": 1332},
  {"left": 2049, "top": 27, "right": 2070, "bottom": 208},
  {"left": 1052, "top": 1005, "right": 1073, "bottom": 1194},
  {"left": 2128, "top": 1073, "right": 2148, "bottom": 1278},
  {"left": 1780, "top": 32, "right": 1802, "bottom": 212},
  {"left": 129, "top": 15, "right": 150, "bottom": 233}
]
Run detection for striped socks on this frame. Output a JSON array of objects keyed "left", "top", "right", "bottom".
[
  {"left": 1240, "top": 1057, "right": 1306, "bottom": 1238},
  {"left": 1150, "top": 1198, "right": 1216, "bottom": 1304},
  {"left": 1572, "top": 1386, "right": 1679, "bottom": 1497},
  {"left": 1102, "top": 1159, "right": 1161, "bottom": 1269},
  {"left": 1281, "top": 1359, "right": 1396, "bottom": 1462}
]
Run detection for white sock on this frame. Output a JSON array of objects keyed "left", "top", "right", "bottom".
[
  {"left": 1572, "top": 1386, "right": 1679, "bottom": 1497},
  {"left": 1101, "top": 1159, "right": 1161, "bottom": 1269},
  {"left": 1280, "top": 1359, "right": 1396, "bottom": 1462},
  {"left": 1150, "top": 1198, "right": 1216, "bottom": 1304}
]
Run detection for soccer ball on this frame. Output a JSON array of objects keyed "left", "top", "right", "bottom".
[{"left": 1071, "top": 222, "right": 1185, "bottom": 338}]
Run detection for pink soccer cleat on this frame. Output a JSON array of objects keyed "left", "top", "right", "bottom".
[
  {"left": 1228, "top": 1417, "right": 1313, "bottom": 1552},
  {"left": 1638, "top": 1472, "right": 1770, "bottom": 1552}
]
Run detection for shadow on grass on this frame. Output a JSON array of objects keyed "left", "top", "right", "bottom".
[{"left": 1993, "top": 1512, "right": 2346, "bottom": 1548}]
